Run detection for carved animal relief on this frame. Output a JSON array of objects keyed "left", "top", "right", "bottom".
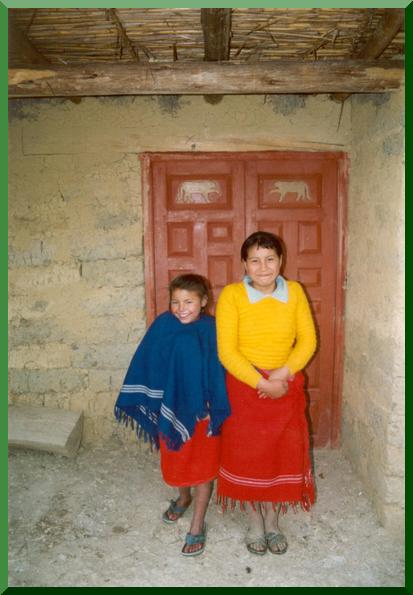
[
  {"left": 270, "top": 180, "right": 312, "bottom": 202},
  {"left": 176, "top": 180, "right": 222, "bottom": 204}
]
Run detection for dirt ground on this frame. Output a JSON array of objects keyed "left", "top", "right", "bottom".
[{"left": 8, "top": 432, "right": 404, "bottom": 588}]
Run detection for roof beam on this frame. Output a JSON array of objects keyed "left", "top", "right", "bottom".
[
  {"left": 201, "top": 9, "right": 232, "bottom": 104},
  {"left": 8, "top": 59, "right": 404, "bottom": 98},
  {"left": 354, "top": 8, "right": 404, "bottom": 59},
  {"left": 106, "top": 8, "right": 139, "bottom": 62},
  {"left": 8, "top": 16, "right": 49, "bottom": 66},
  {"left": 201, "top": 8, "right": 232, "bottom": 61},
  {"left": 332, "top": 8, "right": 404, "bottom": 102}
]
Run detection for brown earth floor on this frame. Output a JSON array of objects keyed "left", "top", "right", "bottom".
[{"left": 8, "top": 434, "right": 404, "bottom": 587}]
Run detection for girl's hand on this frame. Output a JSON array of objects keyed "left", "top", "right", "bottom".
[
  {"left": 268, "top": 366, "right": 294, "bottom": 383},
  {"left": 256, "top": 377, "right": 288, "bottom": 399}
]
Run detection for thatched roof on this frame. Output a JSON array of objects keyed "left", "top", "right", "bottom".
[{"left": 8, "top": 8, "right": 404, "bottom": 98}]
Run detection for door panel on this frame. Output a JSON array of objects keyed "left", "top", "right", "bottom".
[
  {"left": 152, "top": 158, "right": 245, "bottom": 313},
  {"left": 245, "top": 156, "right": 339, "bottom": 446},
  {"left": 144, "top": 152, "right": 346, "bottom": 447}
]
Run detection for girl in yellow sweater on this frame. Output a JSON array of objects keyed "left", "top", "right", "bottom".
[{"left": 215, "top": 231, "right": 317, "bottom": 556}]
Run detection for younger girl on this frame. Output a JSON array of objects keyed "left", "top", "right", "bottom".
[{"left": 115, "top": 274, "right": 230, "bottom": 556}]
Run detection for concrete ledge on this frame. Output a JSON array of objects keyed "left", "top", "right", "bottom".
[{"left": 8, "top": 405, "right": 83, "bottom": 457}]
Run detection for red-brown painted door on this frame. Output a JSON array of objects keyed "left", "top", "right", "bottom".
[
  {"left": 245, "top": 154, "right": 342, "bottom": 447},
  {"left": 148, "top": 156, "right": 245, "bottom": 314},
  {"left": 143, "top": 152, "right": 347, "bottom": 447}
]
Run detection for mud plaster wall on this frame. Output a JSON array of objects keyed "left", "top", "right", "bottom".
[
  {"left": 342, "top": 89, "right": 404, "bottom": 536},
  {"left": 8, "top": 93, "right": 403, "bottom": 531},
  {"left": 8, "top": 94, "right": 351, "bottom": 445}
]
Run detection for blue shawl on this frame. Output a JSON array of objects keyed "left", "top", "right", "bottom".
[{"left": 114, "top": 312, "right": 231, "bottom": 451}]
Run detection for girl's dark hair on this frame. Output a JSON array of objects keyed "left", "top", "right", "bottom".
[
  {"left": 240, "top": 231, "right": 283, "bottom": 261},
  {"left": 169, "top": 274, "right": 211, "bottom": 311}
]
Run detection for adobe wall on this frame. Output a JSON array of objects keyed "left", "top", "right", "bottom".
[
  {"left": 342, "top": 89, "right": 404, "bottom": 537},
  {"left": 8, "top": 91, "right": 404, "bottom": 533},
  {"left": 9, "top": 94, "right": 350, "bottom": 443}
]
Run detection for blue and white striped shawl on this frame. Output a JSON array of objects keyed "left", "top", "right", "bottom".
[{"left": 114, "top": 311, "right": 231, "bottom": 451}]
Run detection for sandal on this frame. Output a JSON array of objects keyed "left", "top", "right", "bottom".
[
  {"left": 245, "top": 528, "right": 267, "bottom": 556},
  {"left": 265, "top": 531, "right": 288, "bottom": 555},
  {"left": 162, "top": 498, "right": 191, "bottom": 524},
  {"left": 181, "top": 523, "right": 207, "bottom": 557}
]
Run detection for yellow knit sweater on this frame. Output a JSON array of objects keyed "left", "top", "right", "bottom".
[{"left": 215, "top": 280, "right": 317, "bottom": 388}]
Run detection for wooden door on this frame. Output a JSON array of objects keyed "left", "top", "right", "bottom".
[
  {"left": 142, "top": 152, "right": 347, "bottom": 447},
  {"left": 147, "top": 156, "right": 245, "bottom": 314},
  {"left": 245, "top": 154, "right": 343, "bottom": 447}
]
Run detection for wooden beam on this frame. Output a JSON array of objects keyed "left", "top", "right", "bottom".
[
  {"left": 106, "top": 8, "right": 139, "bottom": 62},
  {"left": 8, "top": 17, "right": 49, "bottom": 66},
  {"left": 201, "top": 9, "right": 232, "bottom": 104},
  {"left": 355, "top": 8, "right": 404, "bottom": 59},
  {"left": 8, "top": 59, "right": 404, "bottom": 98},
  {"left": 332, "top": 8, "right": 404, "bottom": 102},
  {"left": 201, "top": 8, "right": 232, "bottom": 61}
]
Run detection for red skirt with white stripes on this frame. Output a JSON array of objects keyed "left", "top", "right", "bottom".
[{"left": 217, "top": 371, "right": 315, "bottom": 510}]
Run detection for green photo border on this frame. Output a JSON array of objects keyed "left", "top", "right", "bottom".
[{"left": 3, "top": 1, "right": 407, "bottom": 592}]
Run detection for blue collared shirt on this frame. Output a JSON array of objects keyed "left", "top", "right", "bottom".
[{"left": 243, "top": 275, "right": 289, "bottom": 304}]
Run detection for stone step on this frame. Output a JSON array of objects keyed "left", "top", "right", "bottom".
[{"left": 8, "top": 405, "right": 83, "bottom": 457}]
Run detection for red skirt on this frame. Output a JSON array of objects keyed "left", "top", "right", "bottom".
[
  {"left": 217, "top": 372, "right": 315, "bottom": 510},
  {"left": 160, "top": 419, "right": 221, "bottom": 487}
]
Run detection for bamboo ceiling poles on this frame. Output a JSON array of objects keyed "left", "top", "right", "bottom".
[
  {"left": 8, "top": 12, "right": 49, "bottom": 66},
  {"left": 8, "top": 8, "right": 404, "bottom": 100}
]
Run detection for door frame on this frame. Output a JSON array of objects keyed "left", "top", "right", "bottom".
[{"left": 140, "top": 150, "right": 348, "bottom": 447}]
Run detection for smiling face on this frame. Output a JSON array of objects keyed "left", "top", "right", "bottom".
[
  {"left": 170, "top": 288, "right": 208, "bottom": 324},
  {"left": 243, "top": 245, "right": 282, "bottom": 294}
]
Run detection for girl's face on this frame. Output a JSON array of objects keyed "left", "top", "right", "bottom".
[
  {"left": 170, "top": 289, "right": 207, "bottom": 324},
  {"left": 243, "top": 245, "right": 282, "bottom": 294}
]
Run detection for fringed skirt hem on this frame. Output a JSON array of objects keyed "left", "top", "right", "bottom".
[{"left": 216, "top": 493, "right": 314, "bottom": 514}]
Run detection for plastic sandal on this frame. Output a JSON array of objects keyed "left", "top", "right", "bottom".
[
  {"left": 265, "top": 531, "right": 288, "bottom": 555},
  {"left": 162, "top": 498, "right": 191, "bottom": 524},
  {"left": 245, "top": 525, "right": 267, "bottom": 555},
  {"left": 181, "top": 523, "right": 208, "bottom": 557},
  {"left": 245, "top": 534, "right": 267, "bottom": 555}
]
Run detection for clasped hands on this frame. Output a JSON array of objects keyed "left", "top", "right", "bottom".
[{"left": 256, "top": 366, "right": 294, "bottom": 399}]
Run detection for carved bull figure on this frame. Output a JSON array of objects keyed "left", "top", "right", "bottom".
[{"left": 270, "top": 180, "right": 311, "bottom": 202}]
